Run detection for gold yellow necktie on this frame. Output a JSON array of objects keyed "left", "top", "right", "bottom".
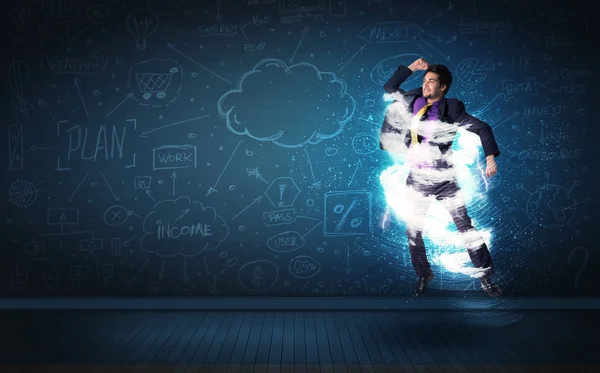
[{"left": 410, "top": 102, "right": 433, "bottom": 146}]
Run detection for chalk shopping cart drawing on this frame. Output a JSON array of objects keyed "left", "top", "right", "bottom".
[{"left": 127, "top": 58, "right": 183, "bottom": 108}]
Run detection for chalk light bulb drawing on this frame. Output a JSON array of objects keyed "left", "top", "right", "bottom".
[{"left": 126, "top": 8, "right": 159, "bottom": 51}]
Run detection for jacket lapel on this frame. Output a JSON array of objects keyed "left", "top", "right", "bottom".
[
  {"left": 437, "top": 98, "right": 448, "bottom": 120},
  {"left": 406, "top": 94, "right": 418, "bottom": 111}
]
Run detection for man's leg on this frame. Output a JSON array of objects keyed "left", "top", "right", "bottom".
[
  {"left": 405, "top": 175, "right": 435, "bottom": 296},
  {"left": 406, "top": 195, "right": 434, "bottom": 277},
  {"left": 437, "top": 182, "right": 501, "bottom": 296},
  {"left": 436, "top": 183, "right": 493, "bottom": 275}
]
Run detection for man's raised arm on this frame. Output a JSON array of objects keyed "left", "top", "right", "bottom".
[
  {"left": 383, "top": 57, "right": 429, "bottom": 94},
  {"left": 383, "top": 65, "right": 414, "bottom": 94}
]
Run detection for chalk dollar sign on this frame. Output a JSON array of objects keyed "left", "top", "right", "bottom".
[{"left": 252, "top": 265, "right": 265, "bottom": 288}]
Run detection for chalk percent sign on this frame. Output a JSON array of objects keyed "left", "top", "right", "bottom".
[
  {"left": 292, "top": 259, "right": 318, "bottom": 275},
  {"left": 333, "top": 199, "right": 363, "bottom": 233}
]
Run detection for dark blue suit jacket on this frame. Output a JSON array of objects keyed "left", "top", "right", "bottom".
[{"left": 379, "top": 65, "right": 500, "bottom": 169}]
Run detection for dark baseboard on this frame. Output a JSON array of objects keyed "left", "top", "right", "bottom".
[{"left": 0, "top": 297, "right": 599, "bottom": 310}]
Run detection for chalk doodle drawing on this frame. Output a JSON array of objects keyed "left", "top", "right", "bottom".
[
  {"left": 127, "top": 59, "right": 183, "bottom": 108},
  {"left": 140, "top": 196, "right": 229, "bottom": 257},
  {"left": 217, "top": 58, "right": 356, "bottom": 148}
]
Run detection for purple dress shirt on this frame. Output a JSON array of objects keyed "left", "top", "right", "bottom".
[{"left": 407, "top": 97, "right": 441, "bottom": 169}]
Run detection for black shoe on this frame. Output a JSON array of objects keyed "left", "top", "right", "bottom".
[
  {"left": 480, "top": 278, "right": 502, "bottom": 297},
  {"left": 413, "top": 273, "right": 434, "bottom": 297}
]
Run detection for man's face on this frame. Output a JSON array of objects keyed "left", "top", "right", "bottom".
[{"left": 422, "top": 72, "right": 446, "bottom": 100}]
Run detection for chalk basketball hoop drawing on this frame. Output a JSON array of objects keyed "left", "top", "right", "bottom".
[{"left": 127, "top": 58, "right": 182, "bottom": 108}]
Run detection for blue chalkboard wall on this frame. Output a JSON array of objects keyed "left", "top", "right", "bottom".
[{"left": 2, "top": 0, "right": 597, "bottom": 297}]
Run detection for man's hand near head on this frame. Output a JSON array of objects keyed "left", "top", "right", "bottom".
[{"left": 408, "top": 58, "right": 429, "bottom": 72}]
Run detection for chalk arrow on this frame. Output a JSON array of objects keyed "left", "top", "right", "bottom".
[
  {"left": 37, "top": 99, "right": 56, "bottom": 120},
  {"left": 339, "top": 44, "right": 366, "bottom": 72},
  {"left": 290, "top": 27, "right": 309, "bottom": 64},
  {"left": 170, "top": 172, "right": 177, "bottom": 196},
  {"left": 181, "top": 257, "right": 189, "bottom": 283},
  {"left": 167, "top": 43, "right": 231, "bottom": 84},
  {"left": 74, "top": 78, "right": 89, "bottom": 116},
  {"left": 205, "top": 140, "right": 243, "bottom": 196},
  {"left": 29, "top": 145, "right": 53, "bottom": 154},
  {"left": 140, "top": 114, "right": 209, "bottom": 138},
  {"left": 175, "top": 208, "right": 189, "bottom": 221},
  {"left": 134, "top": 259, "right": 150, "bottom": 282},
  {"left": 205, "top": 186, "right": 217, "bottom": 196},
  {"left": 345, "top": 245, "right": 352, "bottom": 274},
  {"left": 123, "top": 236, "right": 136, "bottom": 247},
  {"left": 106, "top": 93, "right": 133, "bottom": 117},
  {"left": 100, "top": 171, "right": 119, "bottom": 201},
  {"left": 232, "top": 195, "right": 262, "bottom": 220},
  {"left": 215, "top": 0, "right": 222, "bottom": 21},
  {"left": 428, "top": 32, "right": 443, "bottom": 43},
  {"left": 347, "top": 159, "right": 362, "bottom": 188},
  {"left": 145, "top": 189, "right": 155, "bottom": 201},
  {"left": 158, "top": 261, "right": 166, "bottom": 279}
]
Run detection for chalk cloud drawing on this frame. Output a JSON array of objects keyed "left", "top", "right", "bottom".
[
  {"left": 140, "top": 196, "right": 229, "bottom": 258},
  {"left": 217, "top": 58, "right": 356, "bottom": 148}
]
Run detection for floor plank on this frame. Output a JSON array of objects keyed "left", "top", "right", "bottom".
[
  {"left": 265, "top": 312, "right": 283, "bottom": 373},
  {"left": 253, "top": 312, "right": 273, "bottom": 372},
  {"left": 0, "top": 310, "right": 599, "bottom": 372},
  {"left": 157, "top": 312, "right": 207, "bottom": 373}
]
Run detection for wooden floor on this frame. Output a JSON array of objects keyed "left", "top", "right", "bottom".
[{"left": 0, "top": 310, "right": 598, "bottom": 372}]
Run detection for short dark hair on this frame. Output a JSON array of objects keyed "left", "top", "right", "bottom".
[{"left": 426, "top": 64, "right": 452, "bottom": 94}]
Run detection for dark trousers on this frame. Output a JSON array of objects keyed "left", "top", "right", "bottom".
[{"left": 405, "top": 172, "right": 494, "bottom": 279}]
